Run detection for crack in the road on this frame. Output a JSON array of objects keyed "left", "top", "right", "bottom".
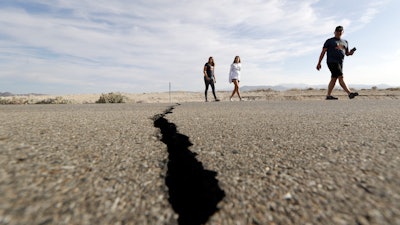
[{"left": 152, "top": 104, "right": 225, "bottom": 225}]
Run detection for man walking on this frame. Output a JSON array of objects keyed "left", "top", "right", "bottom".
[{"left": 316, "top": 26, "right": 358, "bottom": 100}]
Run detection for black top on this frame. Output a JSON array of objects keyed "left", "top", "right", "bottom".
[{"left": 204, "top": 63, "right": 214, "bottom": 78}]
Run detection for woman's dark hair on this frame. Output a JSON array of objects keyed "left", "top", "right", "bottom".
[
  {"left": 233, "top": 56, "right": 241, "bottom": 63},
  {"left": 208, "top": 57, "right": 215, "bottom": 66}
]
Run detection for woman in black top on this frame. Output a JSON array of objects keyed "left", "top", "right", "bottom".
[{"left": 203, "top": 56, "right": 219, "bottom": 102}]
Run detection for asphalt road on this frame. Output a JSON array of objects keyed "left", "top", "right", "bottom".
[{"left": 1, "top": 100, "right": 399, "bottom": 225}]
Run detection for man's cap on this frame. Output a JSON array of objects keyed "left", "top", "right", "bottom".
[{"left": 335, "top": 26, "right": 344, "bottom": 32}]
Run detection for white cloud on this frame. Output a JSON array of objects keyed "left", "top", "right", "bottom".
[
  {"left": 0, "top": 0, "right": 396, "bottom": 94},
  {"left": 359, "top": 1, "right": 389, "bottom": 24}
]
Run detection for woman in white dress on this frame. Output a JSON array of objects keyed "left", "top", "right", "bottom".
[{"left": 229, "top": 56, "right": 242, "bottom": 101}]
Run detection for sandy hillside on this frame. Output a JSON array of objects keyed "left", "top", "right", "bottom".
[{"left": 1, "top": 88, "right": 399, "bottom": 104}]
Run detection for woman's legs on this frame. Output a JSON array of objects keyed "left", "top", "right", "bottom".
[
  {"left": 210, "top": 81, "right": 218, "bottom": 100},
  {"left": 204, "top": 77, "right": 210, "bottom": 101},
  {"left": 230, "top": 79, "right": 241, "bottom": 100}
]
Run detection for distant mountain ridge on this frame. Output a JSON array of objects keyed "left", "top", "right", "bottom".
[
  {"left": 0, "top": 92, "right": 46, "bottom": 97},
  {"left": 0, "top": 92, "right": 13, "bottom": 97}
]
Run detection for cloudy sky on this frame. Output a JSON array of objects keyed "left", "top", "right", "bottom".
[{"left": 1, "top": 0, "right": 399, "bottom": 94}]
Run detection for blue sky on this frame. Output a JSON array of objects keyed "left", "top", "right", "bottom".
[{"left": 1, "top": 0, "right": 399, "bottom": 94}]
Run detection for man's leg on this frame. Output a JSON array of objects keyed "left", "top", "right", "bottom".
[
  {"left": 339, "top": 76, "right": 359, "bottom": 99},
  {"left": 338, "top": 76, "right": 351, "bottom": 94},
  {"left": 327, "top": 77, "right": 337, "bottom": 96}
]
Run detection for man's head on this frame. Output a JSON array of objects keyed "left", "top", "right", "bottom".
[
  {"left": 334, "top": 26, "right": 344, "bottom": 37},
  {"left": 335, "top": 26, "right": 343, "bottom": 32}
]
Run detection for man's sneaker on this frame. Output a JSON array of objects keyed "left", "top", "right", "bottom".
[
  {"left": 326, "top": 95, "right": 338, "bottom": 100},
  {"left": 215, "top": 98, "right": 220, "bottom": 102},
  {"left": 348, "top": 92, "right": 359, "bottom": 99}
]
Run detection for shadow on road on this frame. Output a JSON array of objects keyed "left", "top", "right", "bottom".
[{"left": 153, "top": 106, "right": 225, "bottom": 225}]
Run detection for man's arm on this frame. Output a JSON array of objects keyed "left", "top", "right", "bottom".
[
  {"left": 346, "top": 47, "right": 356, "bottom": 56},
  {"left": 316, "top": 48, "right": 327, "bottom": 70}
]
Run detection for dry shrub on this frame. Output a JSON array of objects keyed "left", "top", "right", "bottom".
[
  {"left": 0, "top": 97, "right": 30, "bottom": 105},
  {"left": 96, "top": 92, "right": 127, "bottom": 103},
  {"left": 386, "top": 87, "right": 400, "bottom": 91},
  {"left": 253, "top": 88, "right": 275, "bottom": 92},
  {"left": 36, "top": 96, "right": 71, "bottom": 104}
]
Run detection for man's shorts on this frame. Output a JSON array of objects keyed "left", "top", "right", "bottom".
[{"left": 327, "top": 62, "right": 343, "bottom": 78}]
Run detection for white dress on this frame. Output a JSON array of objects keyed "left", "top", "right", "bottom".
[{"left": 229, "top": 63, "right": 241, "bottom": 83}]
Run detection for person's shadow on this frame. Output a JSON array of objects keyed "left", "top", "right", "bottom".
[{"left": 153, "top": 107, "right": 225, "bottom": 225}]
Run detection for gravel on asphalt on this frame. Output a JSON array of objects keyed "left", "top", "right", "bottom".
[{"left": 1, "top": 100, "right": 399, "bottom": 225}]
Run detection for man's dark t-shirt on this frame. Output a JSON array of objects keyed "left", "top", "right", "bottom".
[{"left": 323, "top": 37, "right": 348, "bottom": 63}]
